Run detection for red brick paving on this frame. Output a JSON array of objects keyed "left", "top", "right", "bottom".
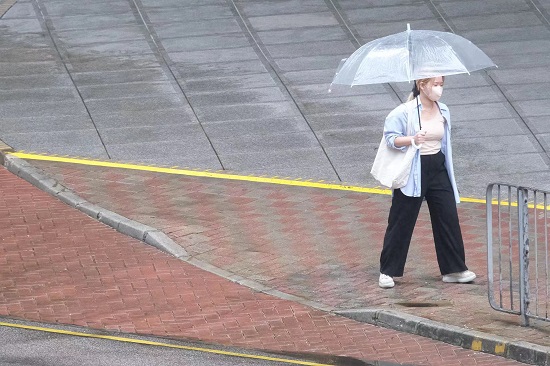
[
  {"left": 0, "top": 166, "right": 531, "bottom": 365},
  {"left": 29, "top": 159, "right": 550, "bottom": 344}
]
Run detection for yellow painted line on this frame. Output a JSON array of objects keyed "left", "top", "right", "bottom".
[
  {"left": 471, "top": 339, "right": 483, "bottom": 351},
  {"left": 9, "top": 152, "right": 391, "bottom": 195},
  {"left": 471, "top": 339, "right": 508, "bottom": 356},
  {"left": 5, "top": 152, "right": 513, "bottom": 204},
  {"left": 0, "top": 321, "right": 334, "bottom": 366},
  {"left": 494, "top": 343, "right": 506, "bottom": 355}
]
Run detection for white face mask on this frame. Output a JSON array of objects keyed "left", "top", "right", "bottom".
[{"left": 426, "top": 85, "right": 443, "bottom": 101}]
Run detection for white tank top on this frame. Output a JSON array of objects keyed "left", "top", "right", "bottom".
[{"left": 420, "top": 113, "right": 445, "bottom": 155}]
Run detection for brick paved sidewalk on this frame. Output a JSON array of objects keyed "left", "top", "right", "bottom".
[
  {"left": 0, "top": 165, "right": 529, "bottom": 365},
  {"left": 24, "top": 157, "right": 550, "bottom": 352}
]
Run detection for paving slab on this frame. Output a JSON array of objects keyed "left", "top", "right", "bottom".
[
  {"left": 485, "top": 52, "right": 550, "bottom": 69},
  {"left": 256, "top": 26, "right": 347, "bottom": 45},
  {"left": 78, "top": 82, "right": 178, "bottom": 101},
  {"left": 181, "top": 73, "right": 276, "bottom": 92},
  {"left": 516, "top": 100, "right": 550, "bottom": 117},
  {"left": 90, "top": 108, "right": 198, "bottom": 129},
  {"left": 480, "top": 40, "right": 550, "bottom": 58},
  {"left": 169, "top": 47, "right": 259, "bottom": 64},
  {"left": 47, "top": 13, "right": 138, "bottom": 31},
  {"left": 139, "top": 0, "right": 225, "bottom": 8},
  {"left": 186, "top": 87, "right": 288, "bottom": 106},
  {"left": 144, "top": 5, "right": 232, "bottom": 23},
  {"left": 0, "top": 87, "right": 78, "bottom": 103},
  {"left": 201, "top": 117, "right": 310, "bottom": 138},
  {"left": 71, "top": 68, "right": 169, "bottom": 86},
  {"left": 345, "top": 4, "right": 433, "bottom": 24},
  {"left": 1, "top": 129, "right": 104, "bottom": 152},
  {"left": 501, "top": 83, "right": 550, "bottom": 102},
  {"left": 175, "top": 60, "right": 268, "bottom": 79},
  {"left": 247, "top": 13, "right": 339, "bottom": 31},
  {"left": 450, "top": 12, "right": 542, "bottom": 32},
  {"left": 0, "top": 33, "right": 49, "bottom": 48},
  {"left": 54, "top": 25, "right": 147, "bottom": 45},
  {"left": 153, "top": 18, "right": 241, "bottom": 38},
  {"left": 42, "top": 1, "right": 132, "bottom": 16},
  {"left": 106, "top": 141, "right": 221, "bottom": 169},
  {"left": 0, "top": 116, "right": 95, "bottom": 134},
  {"left": 219, "top": 150, "right": 340, "bottom": 180},
  {"left": 438, "top": 0, "right": 531, "bottom": 17},
  {"left": 300, "top": 94, "right": 397, "bottom": 115},
  {"left": 65, "top": 54, "right": 161, "bottom": 73},
  {"left": 99, "top": 124, "right": 209, "bottom": 145},
  {"left": 353, "top": 19, "right": 445, "bottom": 41},
  {"left": 0, "top": 47, "right": 55, "bottom": 62},
  {"left": 160, "top": 34, "right": 250, "bottom": 53},
  {"left": 0, "top": 18, "right": 43, "bottom": 33},
  {"left": 58, "top": 39, "right": 155, "bottom": 59},
  {"left": 194, "top": 102, "right": 300, "bottom": 123},
  {"left": 265, "top": 40, "right": 355, "bottom": 58},
  {"left": 235, "top": 0, "right": 328, "bottom": 17},
  {"left": 0, "top": 100, "right": 87, "bottom": 119},
  {"left": 275, "top": 55, "right": 348, "bottom": 73},
  {"left": 85, "top": 95, "right": 186, "bottom": 115},
  {"left": 211, "top": 132, "right": 320, "bottom": 154},
  {"left": 460, "top": 26, "right": 550, "bottom": 44}
]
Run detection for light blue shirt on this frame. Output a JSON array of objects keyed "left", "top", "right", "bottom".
[{"left": 383, "top": 97, "right": 460, "bottom": 204}]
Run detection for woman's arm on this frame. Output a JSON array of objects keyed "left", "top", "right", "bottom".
[{"left": 394, "top": 132, "right": 426, "bottom": 147}]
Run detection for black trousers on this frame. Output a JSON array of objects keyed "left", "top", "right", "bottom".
[{"left": 379, "top": 151, "right": 468, "bottom": 277}]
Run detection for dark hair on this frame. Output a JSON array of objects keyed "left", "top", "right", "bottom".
[{"left": 411, "top": 82, "right": 420, "bottom": 98}]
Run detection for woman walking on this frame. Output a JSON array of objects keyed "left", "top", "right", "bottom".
[{"left": 378, "top": 76, "right": 476, "bottom": 288}]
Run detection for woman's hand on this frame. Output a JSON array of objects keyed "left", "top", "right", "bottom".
[{"left": 414, "top": 130, "right": 427, "bottom": 145}]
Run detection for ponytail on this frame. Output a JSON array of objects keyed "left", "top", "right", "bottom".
[{"left": 407, "top": 81, "right": 420, "bottom": 102}]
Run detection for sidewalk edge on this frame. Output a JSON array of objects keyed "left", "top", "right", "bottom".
[
  {"left": 336, "top": 308, "right": 550, "bottom": 366},
  {"left": 3, "top": 154, "right": 188, "bottom": 259}
]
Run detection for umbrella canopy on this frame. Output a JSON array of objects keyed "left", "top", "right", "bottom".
[{"left": 331, "top": 25, "right": 497, "bottom": 86}]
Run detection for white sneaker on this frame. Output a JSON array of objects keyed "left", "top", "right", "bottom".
[
  {"left": 442, "top": 270, "right": 476, "bottom": 283},
  {"left": 379, "top": 273, "right": 395, "bottom": 288}
]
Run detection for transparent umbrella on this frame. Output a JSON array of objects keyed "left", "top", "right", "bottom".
[{"left": 330, "top": 24, "right": 497, "bottom": 87}]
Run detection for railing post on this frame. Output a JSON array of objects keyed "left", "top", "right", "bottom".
[{"left": 518, "top": 187, "right": 530, "bottom": 326}]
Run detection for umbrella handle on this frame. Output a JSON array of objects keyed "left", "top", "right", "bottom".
[{"left": 411, "top": 138, "right": 422, "bottom": 150}]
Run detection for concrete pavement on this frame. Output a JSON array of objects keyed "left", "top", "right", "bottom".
[{"left": 1, "top": 0, "right": 550, "bottom": 197}]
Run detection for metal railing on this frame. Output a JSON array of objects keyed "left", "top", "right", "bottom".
[{"left": 486, "top": 183, "right": 550, "bottom": 326}]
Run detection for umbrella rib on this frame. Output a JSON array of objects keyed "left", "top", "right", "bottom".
[
  {"left": 351, "top": 34, "right": 405, "bottom": 86},
  {"left": 432, "top": 34, "right": 470, "bottom": 74},
  {"left": 351, "top": 42, "right": 384, "bottom": 86}
]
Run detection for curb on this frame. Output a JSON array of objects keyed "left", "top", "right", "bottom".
[
  {"left": 3, "top": 152, "right": 550, "bottom": 365},
  {"left": 337, "top": 309, "right": 550, "bottom": 366},
  {"left": 3, "top": 154, "right": 188, "bottom": 259}
]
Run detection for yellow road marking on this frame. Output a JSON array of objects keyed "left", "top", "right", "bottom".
[
  {"left": 0, "top": 321, "right": 334, "bottom": 366},
  {"left": 471, "top": 339, "right": 483, "bottom": 351},
  {"left": 494, "top": 343, "right": 506, "bottom": 355},
  {"left": 6, "top": 152, "right": 502, "bottom": 204}
]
